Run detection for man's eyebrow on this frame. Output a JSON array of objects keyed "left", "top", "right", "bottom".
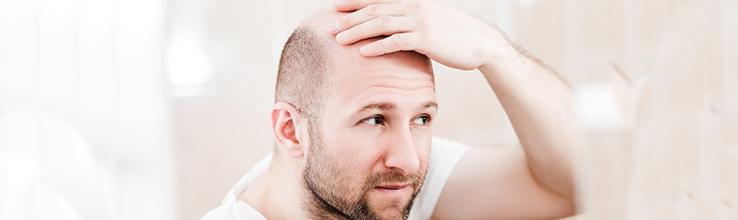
[
  {"left": 355, "top": 101, "right": 438, "bottom": 114},
  {"left": 357, "top": 102, "right": 396, "bottom": 113},
  {"left": 422, "top": 101, "right": 439, "bottom": 111}
]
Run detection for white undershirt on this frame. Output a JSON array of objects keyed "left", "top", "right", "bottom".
[{"left": 202, "top": 136, "right": 468, "bottom": 220}]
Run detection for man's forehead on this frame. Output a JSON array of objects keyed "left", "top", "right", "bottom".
[{"left": 326, "top": 55, "right": 436, "bottom": 116}]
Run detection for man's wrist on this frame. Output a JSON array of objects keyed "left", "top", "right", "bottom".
[{"left": 477, "top": 36, "right": 524, "bottom": 78}]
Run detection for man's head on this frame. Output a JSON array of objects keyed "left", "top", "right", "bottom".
[{"left": 271, "top": 9, "right": 436, "bottom": 220}]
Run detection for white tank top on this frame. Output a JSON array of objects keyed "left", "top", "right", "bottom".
[{"left": 202, "top": 137, "right": 468, "bottom": 220}]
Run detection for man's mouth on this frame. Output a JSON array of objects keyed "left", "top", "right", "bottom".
[{"left": 374, "top": 183, "right": 410, "bottom": 191}]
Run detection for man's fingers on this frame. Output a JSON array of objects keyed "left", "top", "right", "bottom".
[
  {"left": 336, "top": 16, "right": 415, "bottom": 45},
  {"left": 359, "top": 33, "right": 420, "bottom": 57},
  {"left": 331, "top": 3, "right": 406, "bottom": 34},
  {"left": 333, "top": 0, "right": 401, "bottom": 12}
]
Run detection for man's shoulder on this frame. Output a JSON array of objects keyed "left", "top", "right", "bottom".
[
  {"left": 200, "top": 154, "right": 273, "bottom": 220},
  {"left": 430, "top": 136, "right": 469, "bottom": 157},
  {"left": 201, "top": 200, "right": 267, "bottom": 220},
  {"left": 201, "top": 205, "right": 224, "bottom": 220}
]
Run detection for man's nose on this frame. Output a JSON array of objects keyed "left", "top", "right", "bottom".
[{"left": 383, "top": 126, "right": 421, "bottom": 174}]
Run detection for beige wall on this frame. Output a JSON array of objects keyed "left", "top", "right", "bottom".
[{"left": 168, "top": 0, "right": 738, "bottom": 219}]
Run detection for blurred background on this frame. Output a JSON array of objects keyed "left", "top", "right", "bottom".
[{"left": 0, "top": 0, "right": 736, "bottom": 219}]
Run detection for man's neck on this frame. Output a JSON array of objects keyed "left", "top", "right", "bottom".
[{"left": 239, "top": 157, "right": 310, "bottom": 219}]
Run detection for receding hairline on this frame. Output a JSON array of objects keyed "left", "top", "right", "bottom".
[
  {"left": 274, "top": 26, "right": 330, "bottom": 117},
  {"left": 275, "top": 8, "right": 435, "bottom": 107}
]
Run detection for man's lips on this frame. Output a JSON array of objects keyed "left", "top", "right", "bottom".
[{"left": 375, "top": 183, "right": 410, "bottom": 190}]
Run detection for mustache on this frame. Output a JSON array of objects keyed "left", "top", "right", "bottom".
[{"left": 365, "top": 168, "right": 425, "bottom": 188}]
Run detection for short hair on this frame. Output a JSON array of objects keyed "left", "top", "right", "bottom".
[{"left": 275, "top": 27, "right": 328, "bottom": 121}]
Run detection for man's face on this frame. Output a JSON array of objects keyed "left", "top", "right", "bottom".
[{"left": 303, "top": 41, "right": 436, "bottom": 220}]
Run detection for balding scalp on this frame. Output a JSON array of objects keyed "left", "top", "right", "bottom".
[{"left": 275, "top": 27, "right": 328, "bottom": 120}]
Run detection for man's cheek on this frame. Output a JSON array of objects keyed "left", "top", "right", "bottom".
[{"left": 335, "top": 130, "right": 382, "bottom": 155}]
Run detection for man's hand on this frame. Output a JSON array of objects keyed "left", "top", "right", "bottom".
[{"left": 328, "top": 0, "right": 511, "bottom": 71}]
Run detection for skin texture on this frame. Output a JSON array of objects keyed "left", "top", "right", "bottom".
[{"left": 242, "top": 0, "right": 578, "bottom": 219}]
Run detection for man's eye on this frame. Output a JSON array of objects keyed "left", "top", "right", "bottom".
[
  {"left": 361, "top": 115, "right": 385, "bottom": 126},
  {"left": 412, "top": 114, "right": 431, "bottom": 126}
]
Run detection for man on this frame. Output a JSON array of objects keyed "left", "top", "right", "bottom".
[{"left": 204, "top": 0, "right": 577, "bottom": 219}]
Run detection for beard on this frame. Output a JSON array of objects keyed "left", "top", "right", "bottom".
[{"left": 302, "top": 127, "right": 426, "bottom": 220}]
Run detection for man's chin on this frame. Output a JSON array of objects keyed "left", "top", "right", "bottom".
[
  {"left": 366, "top": 205, "right": 410, "bottom": 220},
  {"left": 365, "top": 187, "right": 415, "bottom": 219}
]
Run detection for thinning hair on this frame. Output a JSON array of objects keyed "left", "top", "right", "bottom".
[{"left": 275, "top": 27, "right": 329, "bottom": 121}]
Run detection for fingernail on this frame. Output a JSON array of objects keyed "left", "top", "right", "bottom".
[
  {"left": 335, "top": 32, "right": 345, "bottom": 43},
  {"left": 360, "top": 46, "right": 373, "bottom": 56}
]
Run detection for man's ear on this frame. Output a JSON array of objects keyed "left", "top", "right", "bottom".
[{"left": 271, "top": 102, "right": 307, "bottom": 158}]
